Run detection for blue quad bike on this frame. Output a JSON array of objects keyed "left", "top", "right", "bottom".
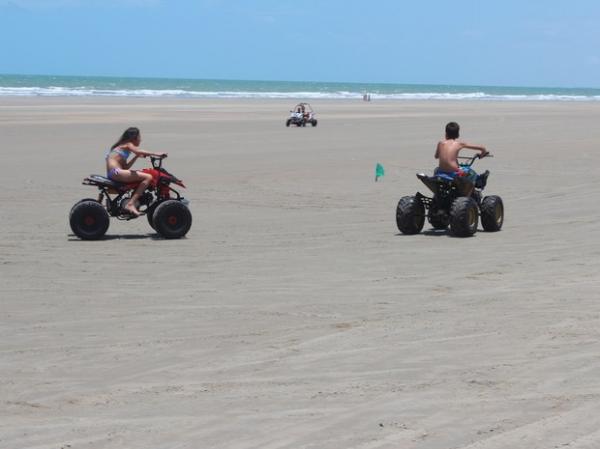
[{"left": 396, "top": 154, "right": 504, "bottom": 237}]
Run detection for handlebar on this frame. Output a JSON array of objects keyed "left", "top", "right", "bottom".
[
  {"left": 150, "top": 154, "right": 167, "bottom": 168},
  {"left": 457, "top": 152, "right": 493, "bottom": 167}
]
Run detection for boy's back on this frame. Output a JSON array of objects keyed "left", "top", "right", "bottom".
[
  {"left": 435, "top": 122, "right": 488, "bottom": 174},
  {"left": 435, "top": 139, "right": 465, "bottom": 172}
]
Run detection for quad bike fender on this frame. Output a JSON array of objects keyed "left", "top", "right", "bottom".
[
  {"left": 416, "top": 173, "right": 440, "bottom": 195},
  {"left": 139, "top": 168, "right": 161, "bottom": 187}
]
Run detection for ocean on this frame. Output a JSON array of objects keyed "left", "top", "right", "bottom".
[{"left": 1, "top": 74, "right": 599, "bottom": 101}]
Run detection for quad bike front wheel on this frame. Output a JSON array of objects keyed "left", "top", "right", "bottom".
[
  {"left": 449, "top": 197, "right": 479, "bottom": 237},
  {"left": 146, "top": 202, "right": 159, "bottom": 230},
  {"left": 480, "top": 195, "right": 504, "bottom": 232},
  {"left": 152, "top": 200, "right": 192, "bottom": 239},
  {"left": 286, "top": 119, "right": 291, "bottom": 127},
  {"left": 311, "top": 119, "right": 318, "bottom": 127},
  {"left": 428, "top": 211, "right": 449, "bottom": 230},
  {"left": 396, "top": 196, "right": 425, "bottom": 235},
  {"left": 69, "top": 200, "right": 110, "bottom": 240}
]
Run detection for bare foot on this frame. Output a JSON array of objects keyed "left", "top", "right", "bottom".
[{"left": 124, "top": 203, "right": 141, "bottom": 217}]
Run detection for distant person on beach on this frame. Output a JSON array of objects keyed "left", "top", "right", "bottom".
[
  {"left": 105, "top": 127, "right": 167, "bottom": 216},
  {"left": 300, "top": 104, "right": 309, "bottom": 120},
  {"left": 434, "top": 122, "right": 488, "bottom": 182}
]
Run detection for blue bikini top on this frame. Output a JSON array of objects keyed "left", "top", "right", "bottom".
[{"left": 106, "top": 147, "right": 131, "bottom": 160}]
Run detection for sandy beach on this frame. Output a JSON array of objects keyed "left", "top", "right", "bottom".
[{"left": 2, "top": 97, "right": 600, "bottom": 449}]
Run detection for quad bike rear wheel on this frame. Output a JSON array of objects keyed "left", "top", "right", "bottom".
[
  {"left": 70, "top": 198, "right": 99, "bottom": 215},
  {"left": 152, "top": 200, "right": 192, "bottom": 239},
  {"left": 481, "top": 195, "right": 504, "bottom": 232},
  {"left": 449, "top": 197, "right": 479, "bottom": 237},
  {"left": 396, "top": 195, "right": 425, "bottom": 234},
  {"left": 69, "top": 200, "right": 110, "bottom": 240}
]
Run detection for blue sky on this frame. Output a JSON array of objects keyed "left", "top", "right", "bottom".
[{"left": 1, "top": 0, "right": 599, "bottom": 87}]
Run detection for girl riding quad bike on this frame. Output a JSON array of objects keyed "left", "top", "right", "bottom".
[
  {"left": 69, "top": 154, "right": 192, "bottom": 240},
  {"left": 396, "top": 153, "right": 503, "bottom": 237}
]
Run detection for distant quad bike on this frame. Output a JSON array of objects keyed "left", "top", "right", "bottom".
[
  {"left": 396, "top": 154, "right": 503, "bottom": 237},
  {"left": 286, "top": 102, "right": 318, "bottom": 127},
  {"left": 69, "top": 156, "right": 192, "bottom": 240}
]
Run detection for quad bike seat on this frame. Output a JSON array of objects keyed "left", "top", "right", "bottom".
[{"left": 84, "top": 175, "right": 127, "bottom": 191}]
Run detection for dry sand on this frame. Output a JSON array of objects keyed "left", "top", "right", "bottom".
[{"left": 1, "top": 98, "right": 600, "bottom": 449}]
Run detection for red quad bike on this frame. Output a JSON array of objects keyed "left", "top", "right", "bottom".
[{"left": 69, "top": 155, "right": 192, "bottom": 240}]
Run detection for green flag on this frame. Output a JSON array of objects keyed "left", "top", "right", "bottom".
[{"left": 375, "top": 163, "right": 385, "bottom": 181}]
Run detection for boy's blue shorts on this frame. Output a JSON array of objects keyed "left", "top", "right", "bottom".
[{"left": 434, "top": 167, "right": 478, "bottom": 183}]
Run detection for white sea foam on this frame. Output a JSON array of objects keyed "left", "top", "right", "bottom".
[{"left": 1, "top": 86, "right": 599, "bottom": 101}]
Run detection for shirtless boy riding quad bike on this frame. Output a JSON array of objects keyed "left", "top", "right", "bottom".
[{"left": 396, "top": 122, "right": 504, "bottom": 237}]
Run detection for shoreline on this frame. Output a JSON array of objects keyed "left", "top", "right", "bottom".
[
  {"left": 3, "top": 96, "right": 600, "bottom": 107},
  {"left": 2, "top": 95, "right": 600, "bottom": 103},
  {"left": 2, "top": 73, "right": 600, "bottom": 101}
]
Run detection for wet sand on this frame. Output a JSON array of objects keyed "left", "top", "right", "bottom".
[{"left": 2, "top": 98, "right": 600, "bottom": 449}]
